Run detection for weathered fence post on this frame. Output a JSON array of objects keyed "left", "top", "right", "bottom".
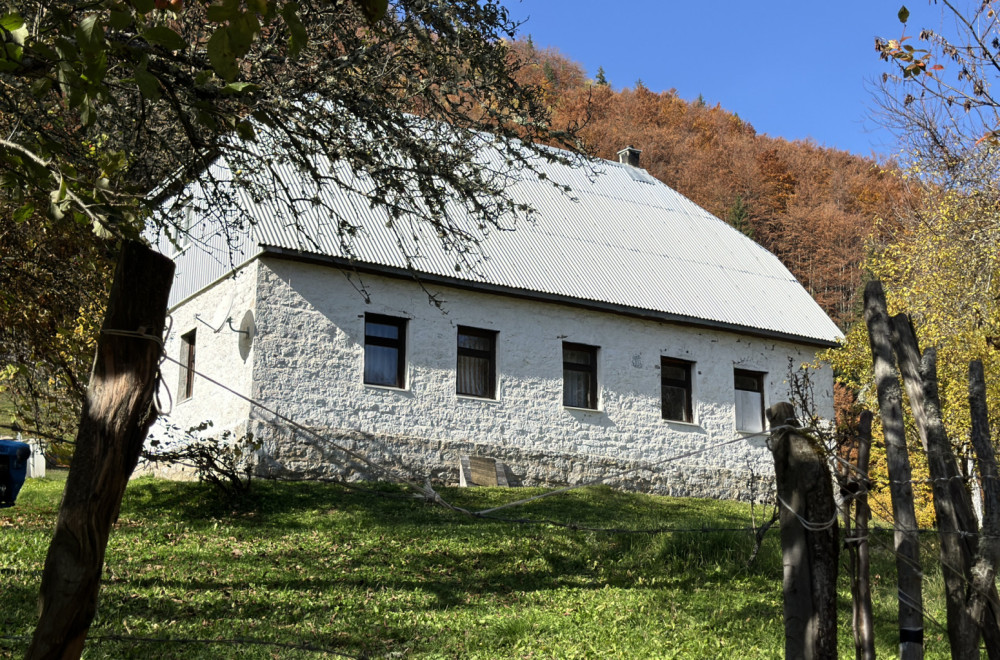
[
  {"left": 863, "top": 281, "right": 924, "bottom": 660},
  {"left": 892, "top": 317, "right": 985, "bottom": 658},
  {"left": 27, "top": 241, "right": 174, "bottom": 660},
  {"left": 967, "top": 359, "right": 1000, "bottom": 659},
  {"left": 767, "top": 401, "right": 838, "bottom": 660},
  {"left": 845, "top": 411, "right": 876, "bottom": 660}
]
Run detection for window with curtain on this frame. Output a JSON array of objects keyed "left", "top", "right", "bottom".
[
  {"left": 661, "top": 357, "right": 693, "bottom": 422},
  {"left": 734, "top": 369, "right": 765, "bottom": 432},
  {"left": 457, "top": 327, "right": 497, "bottom": 398},
  {"left": 563, "top": 342, "right": 598, "bottom": 409},
  {"left": 364, "top": 314, "right": 407, "bottom": 388}
]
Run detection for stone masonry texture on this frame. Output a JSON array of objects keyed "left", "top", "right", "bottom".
[{"left": 154, "top": 257, "right": 834, "bottom": 501}]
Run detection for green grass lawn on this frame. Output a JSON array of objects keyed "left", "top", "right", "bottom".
[{"left": 1, "top": 477, "right": 953, "bottom": 659}]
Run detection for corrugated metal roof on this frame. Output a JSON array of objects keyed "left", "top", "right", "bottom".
[{"left": 163, "top": 144, "right": 843, "bottom": 345}]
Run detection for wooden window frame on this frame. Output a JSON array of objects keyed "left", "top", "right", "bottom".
[
  {"left": 179, "top": 329, "right": 196, "bottom": 401},
  {"left": 456, "top": 326, "right": 497, "bottom": 399},
  {"left": 563, "top": 342, "right": 599, "bottom": 409},
  {"left": 661, "top": 357, "right": 693, "bottom": 422},
  {"left": 364, "top": 314, "right": 407, "bottom": 388}
]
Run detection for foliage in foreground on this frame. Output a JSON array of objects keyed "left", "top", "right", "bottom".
[
  {"left": 840, "top": 4, "right": 1000, "bottom": 527},
  {"left": 0, "top": 0, "right": 580, "bottom": 449},
  {"left": 0, "top": 476, "right": 955, "bottom": 659},
  {"left": 828, "top": 151, "right": 1000, "bottom": 527},
  {"left": 143, "top": 424, "right": 262, "bottom": 498}
]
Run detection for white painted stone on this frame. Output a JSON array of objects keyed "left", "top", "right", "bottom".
[
  {"left": 155, "top": 255, "right": 834, "bottom": 500},
  {"left": 149, "top": 262, "right": 259, "bottom": 449}
]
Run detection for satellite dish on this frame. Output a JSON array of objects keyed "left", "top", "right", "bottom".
[
  {"left": 210, "top": 289, "right": 236, "bottom": 331},
  {"left": 237, "top": 310, "right": 255, "bottom": 360}
]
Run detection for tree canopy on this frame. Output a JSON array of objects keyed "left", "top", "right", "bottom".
[
  {"left": 0, "top": 0, "right": 582, "bottom": 440},
  {"left": 508, "top": 39, "right": 907, "bottom": 328},
  {"left": 822, "top": 3, "right": 1000, "bottom": 524},
  {"left": 1, "top": 0, "right": 578, "bottom": 235},
  {"left": 857, "top": 4, "right": 1000, "bottom": 427}
]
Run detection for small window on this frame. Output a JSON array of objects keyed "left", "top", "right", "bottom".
[
  {"left": 457, "top": 326, "right": 497, "bottom": 398},
  {"left": 734, "top": 369, "right": 765, "bottom": 432},
  {"left": 364, "top": 314, "right": 407, "bottom": 388},
  {"left": 170, "top": 204, "right": 195, "bottom": 256},
  {"left": 563, "top": 342, "right": 598, "bottom": 409},
  {"left": 661, "top": 358, "right": 693, "bottom": 422},
  {"left": 179, "top": 329, "right": 196, "bottom": 401}
]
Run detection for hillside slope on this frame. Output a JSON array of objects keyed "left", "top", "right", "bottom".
[{"left": 512, "top": 40, "right": 908, "bottom": 328}]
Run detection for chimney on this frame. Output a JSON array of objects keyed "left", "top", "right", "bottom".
[{"left": 617, "top": 145, "right": 641, "bottom": 167}]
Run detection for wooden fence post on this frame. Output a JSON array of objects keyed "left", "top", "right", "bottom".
[
  {"left": 892, "top": 318, "right": 984, "bottom": 658},
  {"left": 967, "top": 360, "right": 1000, "bottom": 659},
  {"left": 767, "top": 401, "right": 838, "bottom": 660},
  {"left": 845, "top": 411, "right": 876, "bottom": 660},
  {"left": 863, "top": 281, "right": 923, "bottom": 660},
  {"left": 26, "top": 241, "right": 174, "bottom": 660}
]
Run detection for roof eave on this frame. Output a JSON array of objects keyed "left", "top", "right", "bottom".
[{"left": 259, "top": 245, "right": 841, "bottom": 349}]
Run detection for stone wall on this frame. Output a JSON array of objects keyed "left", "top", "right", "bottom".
[
  {"left": 235, "top": 257, "right": 831, "bottom": 501},
  {"left": 249, "top": 418, "right": 775, "bottom": 500},
  {"left": 150, "top": 262, "right": 258, "bottom": 446}
]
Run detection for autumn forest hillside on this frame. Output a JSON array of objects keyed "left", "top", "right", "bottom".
[{"left": 512, "top": 40, "right": 908, "bottom": 329}]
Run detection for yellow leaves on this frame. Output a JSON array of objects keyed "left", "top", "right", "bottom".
[{"left": 834, "top": 164, "right": 1000, "bottom": 522}]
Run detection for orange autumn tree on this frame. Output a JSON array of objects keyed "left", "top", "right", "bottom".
[{"left": 509, "top": 38, "right": 907, "bottom": 330}]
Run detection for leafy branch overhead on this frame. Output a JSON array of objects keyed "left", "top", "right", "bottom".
[
  {"left": 0, "top": 0, "right": 582, "bottom": 443},
  {"left": 875, "top": 3, "right": 1000, "bottom": 150},
  {"left": 833, "top": 2, "right": 1000, "bottom": 532},
  {"left": 0, "top": 0, "right": 581, "bottom": 247}
]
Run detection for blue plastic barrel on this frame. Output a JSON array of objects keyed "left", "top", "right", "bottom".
[{"left": 0, "top": 440, "right": 31, "bottom": 507}]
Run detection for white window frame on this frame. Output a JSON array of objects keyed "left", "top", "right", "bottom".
[{"left": 734, "top": 369, "right": 765, "bottom": 433}]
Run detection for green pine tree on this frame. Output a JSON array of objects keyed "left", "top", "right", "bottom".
[
  {"left": 726, "top": 196, "right": 754, "bottom": 239},
  {"left": 544, "top": 61, "right": 556, "bottom": 85}
]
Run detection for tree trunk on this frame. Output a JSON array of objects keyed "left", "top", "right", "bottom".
[
  {"left": 26, "top": 241, "right": 174, "bottom": 660},
  {"left": 863, "top": 281, "right": 923, "bottom": 660},
  {"left": 892, "top": 317, "right": 981, "bottom": 658},
  {"left": 767, "top": 401, "right": 839, "bottom": 660},
  {"left": 849, "top": 411, "right": 876, "bottom": 660},
  {"left": 967, "top": 359, "right": 1000, "bottom": 659}
]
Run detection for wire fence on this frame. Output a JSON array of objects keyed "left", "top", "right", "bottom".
[
  {"left": 163, "top": 349, "right": 1000, "bottom": 652},
  {"left": 6, "top": 337, "right": 999, "bottom": 651}
]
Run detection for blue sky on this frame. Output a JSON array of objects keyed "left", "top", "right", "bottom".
[{"left": 504, "top": 1, "right": 945, "bottom": 159}]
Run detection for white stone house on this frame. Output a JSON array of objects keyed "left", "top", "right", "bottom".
[{"left": 149, "top": 146, "right": 841, "bottom": 499}]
